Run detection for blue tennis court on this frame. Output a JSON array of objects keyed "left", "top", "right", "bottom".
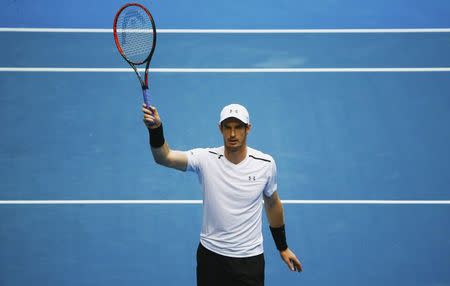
[{"left": 1, "top": 1, "right": 450, "bottom": 285}]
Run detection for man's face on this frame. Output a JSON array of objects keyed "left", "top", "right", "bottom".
[{"left": 220, "top": 118, "right": 251, "bottom": 152}]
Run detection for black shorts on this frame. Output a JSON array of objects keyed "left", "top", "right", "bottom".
[{"left": 196, "top": 243, "right": 265, "bottom": 286}]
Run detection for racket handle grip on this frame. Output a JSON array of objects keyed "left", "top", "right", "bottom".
[{"left": 142, "top": 88, "right": 151, "bottom": 107}]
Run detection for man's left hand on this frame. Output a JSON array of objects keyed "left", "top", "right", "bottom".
[{"left": 280, "top": 248, "right": 303, "bottom": 272}]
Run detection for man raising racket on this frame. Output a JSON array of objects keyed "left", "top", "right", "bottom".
[{"left": 142, "top": 103, "right": 302, "bottom": 286}]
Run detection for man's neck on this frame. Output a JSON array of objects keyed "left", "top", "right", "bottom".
[{"left": 224, "top": 145, "right": 247, "bottom": 165}]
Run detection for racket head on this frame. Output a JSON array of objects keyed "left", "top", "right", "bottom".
[{"left": 113, "top": 3, "right": 157, "bottom": 66}]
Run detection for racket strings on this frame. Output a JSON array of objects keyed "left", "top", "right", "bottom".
[{"left": 116, "top": 6, "right": 154, "bottom": 64}]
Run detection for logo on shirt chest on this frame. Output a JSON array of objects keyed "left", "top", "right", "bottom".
[{"left": 248, "top": 176, "right": 256, "bottom": 181}]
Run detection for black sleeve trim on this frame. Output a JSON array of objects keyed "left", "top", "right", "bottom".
[
  {"left": 249, "top": 155, "right": 271, "bottom": 163},
  {"left": 208, "top": 151, "right": 223, "bottom": 159}
]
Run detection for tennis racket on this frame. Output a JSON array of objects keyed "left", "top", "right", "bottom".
[{"left": 113, "top": 3, "right": 157, "bottom": 108}]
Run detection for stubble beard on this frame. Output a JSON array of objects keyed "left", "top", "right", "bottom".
[{"left": 224, "top": 136, "right": 246, "bottom": 153}]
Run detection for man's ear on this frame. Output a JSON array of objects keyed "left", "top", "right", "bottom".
[{"left": 246, "top": 123, "right": 252, "bottom": 135}]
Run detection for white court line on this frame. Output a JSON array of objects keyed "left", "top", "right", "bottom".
[
  {"left": 0, "top": 200, "right": 203, "bottom": 205},
  {"left": 1, "top": 67, "right": 450, "bottom": 73},
  {"left": 0, "top": 200, "right": 449, "bottom": 205},
  {"left": 1, "top": 28, "right": 450, "bottom": 33}
]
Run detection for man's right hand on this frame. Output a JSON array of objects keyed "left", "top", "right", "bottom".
[{"left": 142, "top": 104, "right": 161, "bottom": 129}]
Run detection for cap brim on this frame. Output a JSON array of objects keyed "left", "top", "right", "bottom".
[{"left": 219, "top": 116, "right": 248, "bottom": 124}]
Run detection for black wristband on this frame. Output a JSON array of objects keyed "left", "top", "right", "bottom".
[
  {"left": 148, "top": 124, "right": 165, "bottom": 148},
  {"left": 269, "top": 224, "right": 288, "bottom": 251}
]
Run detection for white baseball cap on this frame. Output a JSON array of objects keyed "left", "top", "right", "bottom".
[{"left": 219, "top": 103, "right": 250, "bottom": 124}]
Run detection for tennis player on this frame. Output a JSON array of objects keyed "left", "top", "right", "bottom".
[{"left": 142, "top": 103, "right": 302, "bottom": 286}]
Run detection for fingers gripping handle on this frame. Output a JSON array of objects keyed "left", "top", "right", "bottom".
[{"left": 142, "top": 88, "right": 151, "bottom": 108}]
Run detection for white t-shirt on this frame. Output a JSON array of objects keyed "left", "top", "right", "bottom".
[{"left": 185, "top": 146, "right": 277, "bottom": 258}]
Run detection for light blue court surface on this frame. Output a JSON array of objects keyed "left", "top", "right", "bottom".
[{"left": 1, "top": 1, "right": 450, "bottom": 286}]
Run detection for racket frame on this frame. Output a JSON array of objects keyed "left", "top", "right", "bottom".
[{"left": 113, "top": 3, "right": 157, "bottom": 93}]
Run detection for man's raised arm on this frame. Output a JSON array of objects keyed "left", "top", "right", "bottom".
[{"left": 142, "top": 104, "right": 188, "bottom": 171}]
